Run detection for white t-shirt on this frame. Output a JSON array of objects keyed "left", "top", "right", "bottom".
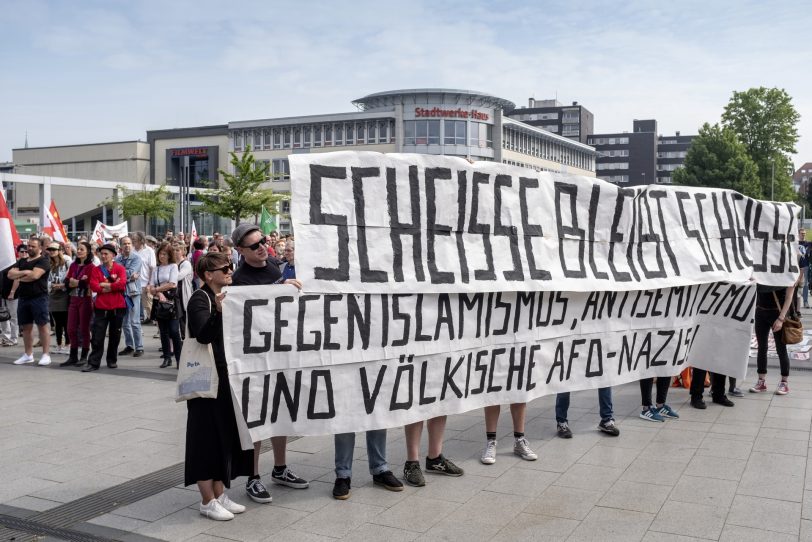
[
  {"left": 150, "top": 264, "right": 178, "bottom": 288},
  {"left": 137, "top": 246, "right": 156, "bottom": 289}
]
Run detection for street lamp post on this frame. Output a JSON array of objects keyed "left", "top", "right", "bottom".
[{"left": 771, "top": 158, "right": 775, "bottom": 201}]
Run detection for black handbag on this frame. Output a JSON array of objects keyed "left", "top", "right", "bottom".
[{"left": 153, "top": 299, "right": 177, "bottom": 320}]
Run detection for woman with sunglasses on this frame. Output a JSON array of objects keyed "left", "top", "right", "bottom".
[
  {"left": 185, "top": 252, "right": 252, "bottom": 521},
  {"left": 149, "top": 242, "right": 183, "bottom": 369},
  {"left": 47, "top": 243, "right": 70, "bottom": 354}
]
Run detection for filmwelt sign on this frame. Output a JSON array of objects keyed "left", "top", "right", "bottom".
[
  {"left": 406, "top": 106, "right": 493, "bottom": 123},
  {"left": 222, "top": 151, "right": 799, "bottom": 444}
]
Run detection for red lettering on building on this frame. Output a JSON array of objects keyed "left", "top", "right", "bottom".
[
  {"left": 171, "top": 147, "right": 208, "bottom": 157},
  {"left": 414, "top": 107, "right": 489, "bottom": 121}
]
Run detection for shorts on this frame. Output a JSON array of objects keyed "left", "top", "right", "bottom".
[{"left": 18, "top": 295, "right": 50, "bottom": 327}]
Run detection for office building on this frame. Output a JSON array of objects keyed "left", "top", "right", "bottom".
[{"left": 504, "top": 98, "right": 594, "bottom": 144}]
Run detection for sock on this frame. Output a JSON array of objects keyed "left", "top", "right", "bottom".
[
  {"left": 514, "top": 432, "right": 524, "bottom": 439},
  {"left": 486, "top": 432, "right": 496, "bottom": 441},
  {"left": 426, "top": 455, "right": 440, "bottom": 462},
  {"left": 247, "top": 474, "right": 259, "bottom": 485},
  {"left": 273, "top": 465, "right": 286, "bottom": 474},
  {"left": 405, "top": 459, "right": 420, "bottom": 466}
]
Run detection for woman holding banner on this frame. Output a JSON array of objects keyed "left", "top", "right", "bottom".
[
  {"left": 750, "top": 279, "right": 798, "bottom": 395},
  {"left": 185, "top": 251, "right": 253, "bottom": 521}
]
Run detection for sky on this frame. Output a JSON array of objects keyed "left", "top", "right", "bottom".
[{"left": 1, "top": 0, "right": 810, "bottom": 168}]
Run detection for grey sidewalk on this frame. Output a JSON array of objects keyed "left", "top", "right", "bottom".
[{"left": 1, "top": 324, "right": 812, "bottom": 541}]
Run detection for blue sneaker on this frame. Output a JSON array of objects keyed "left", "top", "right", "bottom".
[
  {"left": 657, "top": 404, "right": 679, "bottom": 419},
  {"left": 639, "top": 406, "right": 665, "bottom": 422}
]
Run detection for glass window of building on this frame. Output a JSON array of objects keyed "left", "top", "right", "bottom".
[
  {"left": 325, "top": 125, "right": 333, "bottom": 145},
  {"left": 283, "top": 128, "right": 291, "bottom": 149},
  {"left": 444, "top": 120, "right": 466, "bottom": 145},
  {"left": 273, "top": 128, "right": 282, "bottom": 149},
  {"left": 235, "top": 131, "right": 243, "bottom": 151},
  {"left": 404, "top": 121, "right": 416, "bottom": 145},
  {"left": 303, "top": 126, "right": 311, "bottom": 148},
  {"left": 253, "top": 130, "right": 262, "bottom": 149},
  {"left": 272, "top": 158, "right": 290, "bottom": 180},
  {"left": 346, "top": 123, "right": 355, "bottom": 144},
  {"left": 262, "top": 129, "right": 271, "bottom": 150},
  {"left": 335, "top": 124, "right": 343, "bottom": 145},
  {"left": 357, "top": 122, "right": 365, "bottom": 144},
  {"left": 368, "top": 122, "right": 377, "bottom": 144}
]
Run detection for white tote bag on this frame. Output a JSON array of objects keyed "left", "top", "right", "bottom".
[{"left": 175, "top": 291, "right": 219, "bottom": 402}]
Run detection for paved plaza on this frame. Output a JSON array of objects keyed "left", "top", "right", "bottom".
[{"left": 2, "top": 321, "right": 812, "bottom": 542}]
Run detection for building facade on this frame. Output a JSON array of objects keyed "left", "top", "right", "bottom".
[
  {"left": 793, "top": 162, "right": 812, "bottom": 195},
  {"left": 504, "top": 98, "right": 594, "bottom": 144},
  {"left": 587, "top": 120, "right": 696, "bottom": 186},
  {"left": 223, "top": 89, "right": 596, "bottom": 232},
  {"left": 9, "top": 141, "right": 150, "bottom": 234}
]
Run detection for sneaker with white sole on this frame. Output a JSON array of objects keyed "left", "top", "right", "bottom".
[
  {"left": 776, "top": 381, "right": 789, "bottom": 395},
  {"left": 598, "top": 419, "right": 620, "bottom": 436},
  {"left": 480, "top": 439, "right": 497, "bottom": 464},
  {"left": 514, "top": 436, "right": 538, "bottom": 461},
  {"left": 37, "top": 354, "right": 52, "bottom": 366},
  {"left": 217, "top": 493, "right": 245, "bottom": 514},
  {"left": 749, "top": 379, "right": 767, "bottom": 393},
  {"left": 271, "top": 466, "right": 309, "bottom": 489},
  {"left": 657, "top": 404, "right": 679, "bottom": 419},
  {"left": 245, "top": 476, "right": 272, "bottom": 503},
  {"left": 199, "top": 498, "right": 234, "bottom": 521},
  {"left": 639, "top": 406, "right": 665, "bottom": 422},
  {"left": 13, "top": 353, "right": 34, "bottom": 365}
]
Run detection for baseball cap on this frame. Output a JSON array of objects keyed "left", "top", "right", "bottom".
[{"left": 231, "top": 223, "right": 262, "bottom": 247}]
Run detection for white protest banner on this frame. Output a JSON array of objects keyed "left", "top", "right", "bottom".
[
  {"left": 224, "top": 282, "right": 755, "bottom": 442},
  {"left": 91, "top": 220, "right": 129, "bottom": 244},
  {"left": 290, "top": 152, "right": 800, "bottom": 293}
]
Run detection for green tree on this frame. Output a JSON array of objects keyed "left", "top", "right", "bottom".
[
  {"left": 197, "top": 145, "right": 288, "bottom": 226},
  {"left": 109, "top": 184, "right": 175, "bottom": 227},
  {"left": 721, "top": 87, "right": 801, "bottom": 200},
  {"left": 672, "top": 123, "right": 762, "bottom": 198}
]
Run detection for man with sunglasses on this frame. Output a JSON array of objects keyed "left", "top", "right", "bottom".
[{"left": 230, "top": 223, "right": 306, "bottom": 504}]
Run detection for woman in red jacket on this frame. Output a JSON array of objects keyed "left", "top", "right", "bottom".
[
  {"left": 81, "top": 244, "right": 127, "bottom": 372},
  {"left": 62, "top": 241, "right": 95, "bottom": 366}
]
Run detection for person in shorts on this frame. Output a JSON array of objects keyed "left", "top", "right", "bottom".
[{"left": 8, "top": 237, "right": 52, "bottom": 366}]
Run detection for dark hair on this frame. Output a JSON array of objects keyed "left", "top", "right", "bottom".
[
  {"left": 28, "top": 236, "right": 41, "bottom": 247},
  {"left": 193, "top": 238, "right": 206, "bottom": 250},
  {"left": 156, "top": 241, "right": 178, "bottom": 264},
  {"left": 76, "top": 241, "right": 94, "bottom": 265},
  {"left": 195, "top": 251, "right": 231, "bottom": 281}
]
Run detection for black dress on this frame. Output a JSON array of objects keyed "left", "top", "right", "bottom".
[{"left": 184, "top": 285, "right": 253, "bottom": 487}]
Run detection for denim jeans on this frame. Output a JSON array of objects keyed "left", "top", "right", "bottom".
[
  {"left": 0, "top": 298, "right": 19, "bottom": 342},
  {"left": 122, "top": 295, "right": 143, "bottom": 351},
  {"left": 334, "top": 430, "right": 389, "bottom": 479},
  {"left": 555, "top": 387, "right": 613, "bottom": 423}
]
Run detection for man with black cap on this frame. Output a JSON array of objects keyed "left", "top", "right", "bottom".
[
  {"left": 230, "top": 223, "right": 307, "bottom": 503},
  {"left": 82, "top": 244, "right": 127, "bottom": 372}
]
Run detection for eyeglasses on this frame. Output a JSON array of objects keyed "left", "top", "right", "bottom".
[
  {"left": 210, "top": 264, "right": 234, "bottom": 274},
  {"left": 242, "top": 237, "right": 267, "bottom": 251},
  {"left": 46, "top": 248, "right": 58, "bottom": 251}
]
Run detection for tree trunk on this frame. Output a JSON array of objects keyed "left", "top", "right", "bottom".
[
  {"left": 235, "top": 213, "right": 241, "bottom": 226},
  {"left": 143, "top": 213, "right": 148, "bottom": 236}
]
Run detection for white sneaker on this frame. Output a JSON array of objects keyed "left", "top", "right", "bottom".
[
  {"left": 480, "top": 439, "right": 497, "bottom": 464},
  {"left": 217, "top": 493, "right": 246, "bottom": 514},
  {"left": 514, "top": 436, "right": 538, "bottom": 461},
  {"left": 199, "top": 498, "right": 234, "bottom": 521},
  {"left": 38, "top": 354, "right": 52, "bottom": 366},
  {"left": 13, "top": 353, "right": 34, "bottom": 365}
]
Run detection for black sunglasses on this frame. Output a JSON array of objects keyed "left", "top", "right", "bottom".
[
  {"left": 209, "top": 264, "right": 234, "bottom": 274},
  {"left": 242, "top": 237, "right": 267, "bottom": 251}
]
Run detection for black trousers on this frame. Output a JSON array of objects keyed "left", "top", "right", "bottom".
[
  {"left": 690, "top": 369, "right": 726, "bottom": 400},
  {"left": 88, "top": 308, "right": 125, "bottom": 368},
  {"left": 158, "top": 318, "right": 183, "bottom": 363},
  {"left": 640, "top": 377, "right": 670, "bottom": 407},
  {"left": 755, "top": 306, "right": 790, "bottom": 377}
]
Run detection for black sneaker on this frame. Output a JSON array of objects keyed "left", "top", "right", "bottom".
[
  {"left": 133, "top": 350, "right": 144, "bottom": 358},
  {"left": 425, "top": 454, "right": 464, "bottom": 477},
  {"left": 271, "top": 466, "right": 309, "bottom": 489},
  {"left": 712, "top": 396, "right": 735, "bottom": 407},
  {"left": 333, "top": 477, "right": 351, "bottom": 500},
  {"left": 118, "top": 346, "right": 134, "bottom": 356},
  {"left": 372, "top": 471, "right": 404, "bottom": 492},
  {"left": 556, "top": 422, "right": 573, "bottom": 439},
  {"left": 598, "top": 419, "right": 620, "bottom": 436},
  {"left": 245, "top": 476, "right": 272, "bottom": 503},
  {"left": 403, "top": 461, "right": 425, "bottom": 487}
]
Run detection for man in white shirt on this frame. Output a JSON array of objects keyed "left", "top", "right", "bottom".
[{"left": 132, "top": 232, "right": 156, "bottom": 324}]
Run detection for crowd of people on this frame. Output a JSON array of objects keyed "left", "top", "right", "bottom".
[{"left": 0, "top": 222, "right": 804, "bottom": 523}]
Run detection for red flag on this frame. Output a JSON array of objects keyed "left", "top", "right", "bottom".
[
  {"left": 43, "top": 200, "right": 68, "bottom": 243},
  {"left": 0, "top": 191, "right": 20, "bottom": 270}
]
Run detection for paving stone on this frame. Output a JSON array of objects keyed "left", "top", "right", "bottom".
[
  {"left": 205, "top": 504, "right": 307, "bottom": 541},
  {"left": 523, "top": 485, "right": 603, "bottom": 520},
  {"left": 650, "top": 500, "right": 727, "bottom": 539},
  {"left": 641, "top": 532, "right": 706, "bottom": 541},
  {"left": 114, "top": 487, "right": 203, "bottom": 522},
  {"left": 738, "top": 451, "right": 805, "bottom": 502},
  {"left": 372, "top": 495, "right": 460, "bottom": 532},
  {"left": 668, "top": 474, "right": 738, "bottom": 508},
  {"left": 568, "top": 506, "right": 653, "bottom": 542},
  {"left": 419, "top": 491, "right": 528, "bottom": 541},
  {"left": 492, "top": 513, "right": 578, "bottom": 541},
  {"left": 87, "top": 513, "right": 152, "bottom": 533},
  {"left": 684, "top": 454, "right": 746, "bottom": 481},
  {"left": 621, "top": 457, "right": 685, "bottom": 486},
  {"left": 290, "top": 500, "right": 383, "bottom": 538},
  {"left": 486, "top": 467, "right": 558, "bottom": 498},
  {"left": 578, "top": 443, "right": 641, "bottom": 469},
  {"left": 342, "top": 523, "right": 418, "bottom": 541},
  {"left": 598, "top": 480, "right": 671, "bottom": 514},
  {"left": 727, "top": 494, "right": 801, "bottom": 535},
  {"left": 718, "top": 524, "right": 798, "bottom": 542},
  {"left": 753, "top": 435, "right": 810, "bottom": 456},
  {"left": 553, "top": 462, "right": 623, "bottom": 492}
]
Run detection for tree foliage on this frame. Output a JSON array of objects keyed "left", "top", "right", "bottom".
[
  {"left": 197, "top": 145, "right": 288, "bottom": 226},
  {"left": 672, "top": 123, "right": 762, "bottom": 198},
  {"left": 721, "top": 87, "right": 800, "bottom": 201},
  {"left": 110, "top": 184, "right": 175, "bottom": 226}
]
